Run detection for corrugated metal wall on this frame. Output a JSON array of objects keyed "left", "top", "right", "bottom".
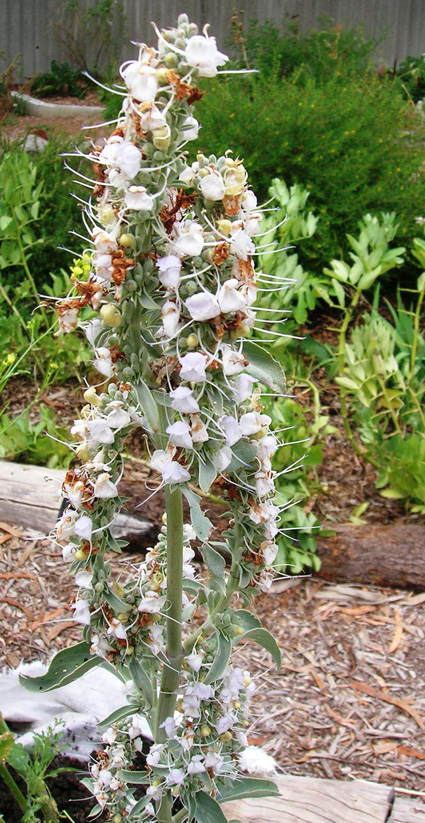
[{"left": 1, "top": 0, "right": 424, "bottom": 78}]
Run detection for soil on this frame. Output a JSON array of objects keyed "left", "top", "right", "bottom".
[{"left": 1, "top": 88, "right": 107, "bottom": 143}]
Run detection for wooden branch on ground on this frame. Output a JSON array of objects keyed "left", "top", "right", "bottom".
[
  {"left": 0, "top": 460, "right": 157, "bottom": 548},
  {"left": 317, "top": 522, "right": 425, "bottom": 591},
  {"left": 222, "top": 775, "right": 425, "bottom": 823}
]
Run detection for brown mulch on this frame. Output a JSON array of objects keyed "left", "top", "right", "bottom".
[
  {"left": 1, "top": 520, "right": 425, "bottom": 795},
  {"left": 1, "top": 89, "right": 107, "bottom": 142}
]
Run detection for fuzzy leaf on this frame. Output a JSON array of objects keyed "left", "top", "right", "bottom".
[
  {"left": 98, "top": 705, "right": 137, "bottom": 727},
  {"left": 193, "top": 790, "right": 229, "bottom": 823},
  {"left": 129, "top": 658, "right": 154, "bottom": 708},
  {"left": 243, "top": 628, "right": 281, "bottom": 669},
  {"left": 200, "top": 544, "right": 226, "bottom": 594},
  {"left": 198, "top": 459, "right": 217, "bottom": 493},
  {"left": 120, "top": 769, "right": 149, "bottom": 784},
  {"left": 243, "top": 341, "right": 286, "bottom": 393},
  {"left": 19, "top": 642, "right": 100, "bottom": 692},
  {"left": 135, "top": 379, "right": 160, "bottom": 433},
  {"left": 182, "top": 486, "right": 213, "bottom": 542},
  {"left": 219, "top": 777, "right": 280, "bottom": 803},
  {"left": 204, "top": 631, "right": 232, "bottom": 684}
]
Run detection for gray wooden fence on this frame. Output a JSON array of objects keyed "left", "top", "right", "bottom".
[{"left": 1, "top": 0, "right": 424, "bottom": 78}]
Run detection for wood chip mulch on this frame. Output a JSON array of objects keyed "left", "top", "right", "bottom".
[{"left": 1, "top": 522, "right": 425, "bottom": 792}]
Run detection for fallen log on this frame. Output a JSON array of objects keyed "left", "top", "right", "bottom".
[
  {"left": 318, "top": 522, "right": 425, "bottom": 591},
  {"left": 0, "top": 460, "right": 157, "bottom": 548}
]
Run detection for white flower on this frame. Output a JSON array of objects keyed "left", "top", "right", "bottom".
[
  {"left": 185, "top": 291, "right": 220, "bottom": 321},
  {"left": 139, "top": 591, "right": 166, "bottom": 613},
  {"left": 74, "top": 515, "right": 93, "bottom": 541},
  {"left": 204, "top": 751, "right": 224, "bottom": 772},
  {"left": 148, "top": 622, "right": 165, "bottom": 655},
  {"left": 229, "top": 227, "right": 255, "bottom": 260},
  {"left": 262, "top": 542, "right": 278, "bottom": 565},
  {"left": 116, "top": 141, "right": 142, "bottom": 178},
  {"left": 181, "top": 115, "right": 199, "bottom": 141},
  {"left": 162, "top": 300, "right": 181, "bottom": 337},
  {"left": 185, "top": 35, "right": 228, "bottom": 77},
  {"left": 88, "top": 418, "right": 115, "bottom": 444},
  {"left": 255, "top": 471, "right": 275, "bottom": 499},
  {"left": 162, "top": 462, "right": 191, "bottom": 485},
  {"left": 239, "top": 746, "right": 277, "bottom": 776},
  {"left": 187, "top": 756, "right": 205, "bottom": 774},
  {"left": 85, "top": 318, "right": 103, "bottom": 346},
  {"left": 179, "top": 352, "right": 208, "bottom": 382},
  {"left": 170, "top": 386, "right": 200, "bottom": 413},
  {"left": 92, "top": 228, "right": 118, "bottom": 253},
  {"left": 221, "top": 344, "right": 246, "bottom": 376},
  {"left": 146, "top": 743, "right": 166, "bottom": 767},
  {"left": 106, "top": 407, "right": 132, "bottom": 428},
  {"left": 160, "top": 716, "right": 176, "bottom": 738},
  {"left": 220, "top": 415, "right": 242, "bottom": 447},
  {"left": 156, "top": 255, "right": 181, "bottom": 288},
  {"left": 232, "top": 373, "right": 255, "bottom": 403},
  {"left": 241, "top": 190, "right": 258, "bottom": 213},
  {"left": 173, "top": 221, "right": 204, "bottom": 257},
  {"left": 212, "top": 445, "right": 232, "bottom": 471},
  {"left": 58, "top": 307, "right": 79, "bottom": 334},
  {"left": 63, "top": 479, "right": 85, "bottom": 510},
  {"left": 218, "top": 278, "right": 247, "bottom": 313},
  {"left": 56, "top": 508, "right": 78, "bottom": 540},
  {"left": 216, "top": 712, "right": 238, "bottom": 734},
  {"left": 107, "top": 618, "right": 127, "bottom": 640},
  {"left": 73, "top": 599, "right": 91, "bottom": 625},
  {"left": 199, "top": 171, "right": 225, "bottom": 201},
  {"left": 186, "top": 649, "right": 205, "bottom": 672},
  {"left": 239, "top": 412, "right": 264, "bottom": 436},
  {"left": 125, "top": 185, "right": 154, "bottom": 211},
  {"left": 122, "top": 62, "right": 158, "bottom": 102},
  {"left": 93, "top": 347, "right": 114, "bottom": 378},
  {"left": 166, "top": 420, "right": 193, "bottom": 449},
  {"left": 94, "top": 253, "right": 114, "bottom": 281},
  {"left": 93, "top": 473, "right": 119, "bottom": 498},
  {"left": 149, "top": 447, "right": 176, "bottom": 473},
  {"left": 166, "top": 768, "right": 185, "bottom": 787},
  {"left": 190, "top": 413, "right": 209, "bottom": 443}
]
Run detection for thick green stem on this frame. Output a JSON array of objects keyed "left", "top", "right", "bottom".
[
  {"left": 154, "top": 484, "right": 184, "bottom": 823},
  {"left": 0, "top": 762, "right": 30, "bottom": 817}
]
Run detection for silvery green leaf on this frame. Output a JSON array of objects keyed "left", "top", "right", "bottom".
[
  {"left": 129, "top": 658, "right": 154, "bottom": 707},
  {"left": 98, "top": 705, "right": 136, "bottom": 727},
  {"left": 204, "top": 631, "right": 232, "bottom": 685},
  {"left": 182, "top": 486, "right": 213, "bottom": 541},
  {"left": 218, "top": 777, "right": 280, "bottom": 803},
  {"left": 200, "top": 544, "right": 226, "bottom": 594},
  {"left": 244, "top": 341, "right": 286, "bottom": 394},
  {"left": 242, "top": 627, "right": 281, "bottom": 669},
  {"left": 193, "top": 792, "right": 229, "bottom": 823},
  {"left": 103, "top": 588, "right": 132, "bottom": 613},
  {"left": 19, "top": 642, "right": 100, "bottom": 692},
  {"left": 198, "top": 458, "right": 217, "bottom": 492},
  {"left": 135, "top": 379, "right": 160, "bottom": 432}
]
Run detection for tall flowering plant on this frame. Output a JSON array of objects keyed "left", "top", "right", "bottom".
[{"left": 22, "top": 15, "right": 287, "bottom": 823}]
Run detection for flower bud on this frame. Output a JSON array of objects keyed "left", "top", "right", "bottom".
[
  {"left": 186, "top": 334, "right": 199, "bottom": 348},
  {"left": 234, "top": 700, "right": 241, "bottom": 710},
  {"left": 119, "top": 233, "right": 135, "bottom": 248},
  {"left": 217, "top": 218, "right": 232, "bottom": 236},
  {"left": 219, "top": 731, "right": 233, "bottom": 743},
  {"left": 100, "top": 304, "right": 122, "bottom": 327},
  {"left": 232, "top": 625, "right": 244, "bottom": 636},
  {"left": 74, "top": 549, "right": 87, "bottom": 561},
  {"left": 83, "top": 386, "right": 102, "bottom": 406},
  {"left": 125, "top": 646, "right": 134, "bottom": 655},
  {"left": 200, "top": 725, "right": 211, "bottom": 738},
  {"left": 75, "top": 443, "right": 90, "bottom": 461},
  {"left": 152, "top": 126, "right": 171, "bottom": 150}
]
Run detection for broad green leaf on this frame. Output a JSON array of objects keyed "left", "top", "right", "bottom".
[
  {"left": 219, "top": 777, "right": 280, "bottom": 803},
  {"left": 19, "top": 642, "right": 100, "bottom": 692},
  {"left": 358, "top": 267, "right": 382, "bottom": 291},
  {"left": 331, "top": 277, "right": 345, "bottom": 308},
  {"left": 198, "top": 458, "right": 217, "bottom": 493},
  {"left": 233, "top": 609, "right": 262, "bottom": 632},
  {"left": 243, "top": 341, "right": 286, "bottom": 393},
  {"left": 128, "top": 795, "right": 152, "bottom": 817},
  {"left": 103, "top": 587, "right": 132, "bottom": 613},
  {"left": 379, "top": 487, "right": 405, "bottom": 499},
  {"left": 98, "top": 705, "right": 136, "bottom": 727},
  {"left": 335, "top": 376, "right": 360, "bottom": 391},
  {"left": 243, "top": 628, "right": 281, "bottom": 669},
  {"left": 0, "top": 731, "right": 14, "bottom": 761},
  {"left": 200, "top": 544, "right": 226, "bottom": 594},
  {"left": 0, "top": 216, "right": 12, "bottom": 232},
  {"left": 135, "top": 379, "right": 159, "bottom": 433},
  {"left": 205, "top": 631, "right": 232, "bottom": 684},
  {"left": 129, "top": 658, "right": 154, "bottom": 708},
  {"left": 182, "top": 486, "right": 213, "bottom": 541},
  {"left": 120, "top": 769, "right": 149, "bottom": 784},
  {"left": 193, "top": 790, "right": 229, "bottom": 823},
  {"left": 417, "top": 272, "right": 425, "bottom": 292}
]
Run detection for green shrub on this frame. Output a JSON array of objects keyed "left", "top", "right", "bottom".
[
  {"left": 242, "top": 17, "right": 380, "bottom": 80},
  {"left": 30, "top": 60, "right": 89, "bottom": 98},
  {"left": 194, "top": 70, "right": 425, "bottom": 273}
]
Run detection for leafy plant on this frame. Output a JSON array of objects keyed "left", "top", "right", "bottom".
[
  {"left": 0, "top": 52, "right": 21, "bottom": 117},
  {"left": 0, "top": 404, "right": 74, "bottom": 469},
  {"left": 0, "top": 714, "right": 69, "bottom": 823},
  {"left": 30, "top": 60, "right": 88, "bottom": 99},
  {"left": 395, "top": 53, "right": 425, "bottom": 103}
]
